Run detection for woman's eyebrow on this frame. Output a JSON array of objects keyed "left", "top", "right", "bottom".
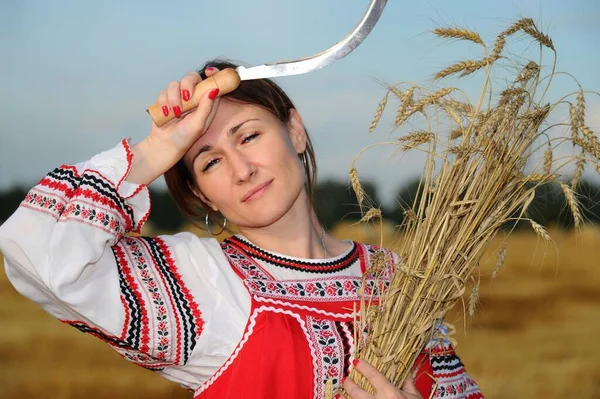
[
  {"left": 194, "top": 144, "right": 213, "bottom": 160},
  {"left": 228, "top": 118, "right": 260, "bottom": 136},
  {"left": 192, "top": 118, "right": 261, "bottom": 163}
]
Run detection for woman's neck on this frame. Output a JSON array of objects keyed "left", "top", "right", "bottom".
[{"left": 237, "top": 191, "right": 330, "bottom": 259}]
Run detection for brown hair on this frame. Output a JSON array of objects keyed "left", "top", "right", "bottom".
[{"left": 164, "top": 59, "right": 318, "bottom": 223}]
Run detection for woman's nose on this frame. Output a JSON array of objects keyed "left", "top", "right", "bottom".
[{"left": 230, "top": 152, "right": 257, "bottom": 184}]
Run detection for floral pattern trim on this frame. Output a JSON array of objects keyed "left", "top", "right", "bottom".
[
  {"left": 110, "top": 236, "right": 203, "bottom": 367},
  {"left": 63, "top": 200, "right": 123, "bottom": 234},
  {"left": 21, "top": 164, "right": 139, "bottom": 237},
  {"left": 307, "top": 317, "right": 346, "bottom": 398},
  {"left": 63, "top": 320, "right": 171, "bottom": 371},
  {"left": 21, "top": 189, "right": 68, "bottom": 220},
  {"left": 430, "top": 347, "right": 484, "bottom": 398},
  {"left": 245, "top": 277, "right": 388, "bottom": 302},
  {"left": 220, "top": 240, "right": 276, "bottom": 280},
  {"left": 222, "top": 240, "right": 392, "bottom": 303}
]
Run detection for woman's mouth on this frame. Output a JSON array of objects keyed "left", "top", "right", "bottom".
[{"left": 242, "top": 180, "right": 273, "bottom": 202}]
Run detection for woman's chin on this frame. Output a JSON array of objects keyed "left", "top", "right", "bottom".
[{"left": 234, "top": 203, "right": 292, "bottom": 230}]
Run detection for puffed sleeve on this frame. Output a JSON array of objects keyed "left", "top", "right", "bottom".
[
  {"left": 0, "top": 138, "right": 249, "bottom": 380},
  {"left": 413, "top": 323, "right": 485, "bottom": 398}
]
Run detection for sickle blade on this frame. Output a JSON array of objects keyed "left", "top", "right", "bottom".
[{"left": 236, "top": 0, "right": 388, "bottom": 81}]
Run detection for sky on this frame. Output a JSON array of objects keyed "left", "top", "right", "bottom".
[{"left": 1, "top": 0, "right": 599, "bottom": 206}]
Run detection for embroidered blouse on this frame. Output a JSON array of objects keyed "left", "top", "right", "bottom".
[{"left": 0, "top": 139, "right": 484, "bottom": 399}]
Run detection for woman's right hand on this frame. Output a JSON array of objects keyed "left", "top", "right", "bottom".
[{"left": 128, "top": 67, "right": 221, "bottom": 185}]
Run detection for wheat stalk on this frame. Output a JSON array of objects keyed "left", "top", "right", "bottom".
[
  {"left": 571, "top": 154, "right": 585, "bottom": 189},
  {"left": 569, "top": 103, "right": 580, "bottom": 145},
  {"left": 468, "top": 279, "right": 480, "bottom": 317},
  {"left": 398, "top": 131, "right": 434, "bottom": 151},
  {"left": 502, "top": 18, "right": 535, "bottom": 36},
  {"left": 530, "top": 220, "right": 552, "bottom": 241},
  {"left": 543, "top": 143, "right": 553, "bottom": 175},
  {"left": 349, "top": 166, "right": 364, "bottom": 209},
  {"left": 389, "top": 86, "right": 403, "bottom": 100},
  {"left": 411, "top": 88, "right": 456, "bottom": 114},
  {"left": 346, "top": 17, "right": 598, "bottom": 395},
  {"left": 403, "top": 208, "right": 418, "bottom": 225},
  {"left": 433, "top": 27, "right": 485, "bottom": 46},
  {"left": 576, "top": 88, "right": 586, "bottom": 126},
  {"left": 360, "top": 208, "right": 383, "bottom": 223},
  {"left": 522, "top": 24, "right": 555, "bottom": 51},
  {"left": 573, "top": 137, "right": 600, "bottom": 159},
  {"left": 491, "top": 35, "right": 506, "bottom": 60},
  {"left": 395, "top": 87, "right": 415, "bottom": 126},
  {"left": 435, "top": 59, "right": 490, "bottom": 80},
  {"left": 516, "top": 61, "right": 540, "bottom": 84},
  {"left": 560, "top": 183, "right": 583, "bottom": 227},
  {"left": 370, "top": 92, "right": 389, "bottom": 133},
  {"left": 491, "top": 18, "right": 536, "bottom": 59},
  {"left": 491, "top": 245, "right": 507, "bottom": 280}
]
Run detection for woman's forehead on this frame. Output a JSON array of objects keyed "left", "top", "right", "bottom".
[
  {"left": 204, "top": 101, "right": 271, "bottom": 140},
  {"left": 183, "top": 101, "right": 277, "bottom": 162}
]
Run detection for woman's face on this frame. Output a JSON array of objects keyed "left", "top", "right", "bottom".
[{"left": 183, "top": 99, "right": 308, "bottom": 229}]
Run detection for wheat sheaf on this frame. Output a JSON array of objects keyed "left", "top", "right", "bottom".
[{"left": 341, "top": 18, "right": 600, "bottom": 396}]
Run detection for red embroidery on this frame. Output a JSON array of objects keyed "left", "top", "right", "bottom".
[
  {"left": 39, "top": 177, "right": 76, "bottom": 199},
  {"left": 21, "top": 190, "right": 65, "bottom": 219},
  {"left": 117, "top": 138, "right": 134, "bottom": 193},
  {"left": 307, "top": 317, "right": 345, "bottom": 397},
  {"left": 153, "top": 237, "right": 204, "bottom": 361},
  {"left": 62, "top": 201, "right": 122, "bottom": 235},
  {"left": 114, "top": 242, "right": 153, "bottom": 355},
  {"left": 61, "top": 319, "right": 172, "bottom": 371}
]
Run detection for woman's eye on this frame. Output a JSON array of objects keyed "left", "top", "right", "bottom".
[
  {"left": 242, "top": 132, "right": 259, "bottom": 144},
  {"left": 203, "top": 158, "right": 219, "bottom": 172}
]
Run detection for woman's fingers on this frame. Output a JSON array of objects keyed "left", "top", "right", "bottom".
[
  {"left": 156, "top": 89, "right": 169, "bottom": 118},
  {"left": 157, "top": 66, "right": 220, "bottom": 123},
  {"left": 167, "top": 80, "right": 182, "bottom": 118},
  {"left": 342, "top": 377, "right": 373, "bottom": 399},
  {"left": 400, "top": 374, "right": 420, "bottom": 396},
  {"left": 343, "top": 360, "right": 422, "bottom": 399},
  {"left": 187, "top": 67, "right": 221, "bottom": 130},
  {"left": 180, "top": 71, "right": 201, "bottom": 103},
  {"left": 204, "top": 66, "right": 218, "bottom": 78},
  {"left": 352, "top": 359, "right": 393, "bottom": 394},
  {"left": 188, "top": 89, "right": 220, "bottom": 133}
]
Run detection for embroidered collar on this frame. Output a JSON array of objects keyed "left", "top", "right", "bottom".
[{"left": 225, "top": 235, "right": 359, "bottom": 273}]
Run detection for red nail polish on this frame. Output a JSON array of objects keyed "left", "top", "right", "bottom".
[
  {"left": 208, "top": 88, "right": 220, "bottom": 100},
  {"left": 352, "top": 359, "right": 359, "bottom": 367},
  {"left": 206, "top": 67, "right": 215, "bottom": 71},
  {"left": 173, "top": 106, "right": 182, "bottom": 118},
  {"left": 162, "top": 105, "right": 169, "bottom": 117},
  {"left": 334, "top": 395, "right": 341, "bottom": 399},
  {"left": 182, "top": 89, "right": 190, "bottom": 102}
]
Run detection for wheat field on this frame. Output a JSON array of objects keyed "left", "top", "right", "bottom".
[{"left": 1, "top": 224, "right": 600, "bottom": 398}]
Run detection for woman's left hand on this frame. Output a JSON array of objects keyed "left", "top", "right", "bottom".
[{"left": 341, "top": 359, "right": 422, "bottom": 399}]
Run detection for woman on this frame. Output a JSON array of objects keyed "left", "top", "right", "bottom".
[{"left": 0, "top": 60, "right": 483, "bottom": 399}]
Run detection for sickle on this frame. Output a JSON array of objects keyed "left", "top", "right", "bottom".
[{"left": 148, "top": 0, "right": 388, "bottom": 127}]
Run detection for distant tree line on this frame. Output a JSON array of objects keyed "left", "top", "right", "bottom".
[{"left": 1, "top": 178, "right": 599, "bottom": 232}]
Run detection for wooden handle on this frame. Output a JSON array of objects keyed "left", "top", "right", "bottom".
[{"left": 147, "top": 68, "right": 241, "bottom": 127}]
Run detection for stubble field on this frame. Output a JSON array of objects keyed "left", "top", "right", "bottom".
[{"left": 1, "top": 224, "right": 599, "bottom": 398}]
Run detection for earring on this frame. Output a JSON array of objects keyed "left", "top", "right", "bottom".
[
  {"left": 205, "top": 212, "right": 227, "bottom": 236},
  {"left": 300, "top": 151, "right": 308, "bottom": 169}
]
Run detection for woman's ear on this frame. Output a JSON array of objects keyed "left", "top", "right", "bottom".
[
  {"left": 189, "top": 183, "right": 219, "bottom": 212},
  {"left": 288, "top": 108, "right": 307, "bottom": 154}
]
